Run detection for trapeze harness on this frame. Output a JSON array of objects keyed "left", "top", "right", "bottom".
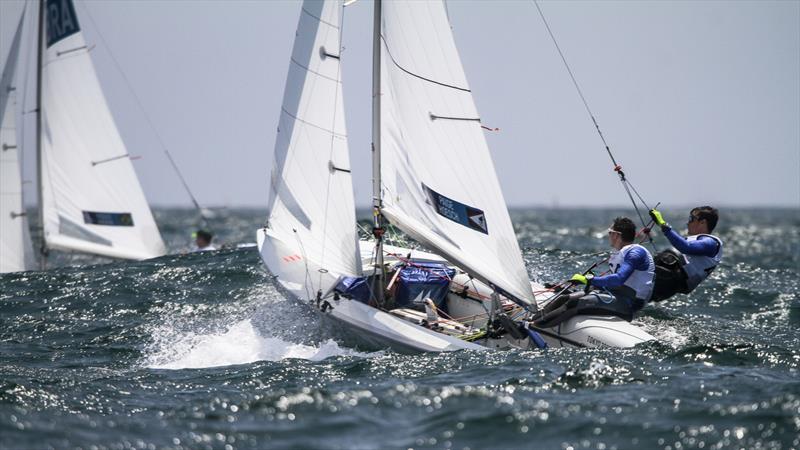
[
  {"left": 536, "top": 244, "right": 655, "bottom": 328},
  {"left": 650, "top": 233, "right": 723, "bottom": 302}
]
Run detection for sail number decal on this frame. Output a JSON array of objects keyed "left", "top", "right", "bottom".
[
  {"left": 422, "top": 184, "right": 488, "bottom": 234},
  {"left": 83, "top": 211, "right": 134, "bottom": 227},
  {"left": 46, "top": 0, "right": 81, "bottom": 48}
]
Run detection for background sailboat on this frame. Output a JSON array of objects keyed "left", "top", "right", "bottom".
[
  {"left": 0, "top": 9, "right": 34, "bottom": 273},
  {"left": 36, "top": 0, "right": 165, "bottom": 262}
]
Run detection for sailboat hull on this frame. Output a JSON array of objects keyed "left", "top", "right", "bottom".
[
  {"left": 325, "top": 299, "right": 485, "bottom": 353},
  {"left": 257, "top": 228, "right": 484, "bottom": 352},
  {"left": 257, "top": 229, "right": 654, "bottom": 351},
  {"left": 446, "top": 273, "right": 654, "bottom": 348}
]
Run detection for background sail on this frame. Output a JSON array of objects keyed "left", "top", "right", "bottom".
[
  {"left": 265, "top": 0, "right": 360, "bottom": 278},
  {"left": 0, "top": 10, "right": 35, "bottom": 273},
  {"left": 379, "top": 0, "right": 534, "bottom": 305},
  {"left": 39, "top": 0, "right": 164, "bottom": 260}
]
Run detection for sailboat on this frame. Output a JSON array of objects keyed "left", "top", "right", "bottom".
[
  {"left": 0, "top": 0, "right": 166, "bottom": 271},
  {"left": 257, "top": 0, "right": 654, "bottom": 351},
  {"left": 1, "top": 10, "right": 35, "bottom": 273}
]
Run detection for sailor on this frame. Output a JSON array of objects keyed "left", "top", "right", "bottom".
[
  {"left": 536, "top": 217, "right": 655, "bottom": 327},
  {"left": 648, "top": 206, "right": 723, "bottom": 301},
  {"left": 192, "top": 229, "right": 216, "bottom": 252}
]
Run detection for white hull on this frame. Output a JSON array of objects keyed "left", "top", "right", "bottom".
[
  {"left": 446, "top": 272, "right": 654, "bottom": 348},
  {"left": 257, "top": 229, "right": 654, "bottom": 352}
]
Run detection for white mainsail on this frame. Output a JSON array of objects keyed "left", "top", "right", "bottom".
[
  {"left": 264, "top": 0, "right": 360, "bottom": 288},
  {"left": 0, "top": 10, "right": 35, "bottom": 273},
  {"left": 378, "top": 1, "right": 534, "bottom": 305},
  {"left": 38, "top": 0, "right": 165, "bottom": 260}
]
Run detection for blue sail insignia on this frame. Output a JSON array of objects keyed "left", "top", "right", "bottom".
[
  {"left": 82, "top": 211, "right": 134, "bottom": 227},
  {"left": 46, "top": 0, "right": 81, "bottom": 48},
  {"left": 422, "top": 184, "right": 488, "bottom": 234}
]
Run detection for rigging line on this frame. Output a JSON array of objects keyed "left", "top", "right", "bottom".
[
  {"left": 531, "top": 1, "right": 656, "bottom": 225},
  {"left": 318, "top": 2, "right": 348, "bottom": 288},
  {"left": 78, "top": 3, "right": 206, "bottom": 222},
  {"left": 621, "top": 178, "right": 657, "bottom": 252},
  {"left": 17, "top": 2, "right": 32, "bottom": 195},
  {"left": 531, "top": 0, "right": 615, "bottom": 165},
  {"left": 548, "top": 250, "right": 607, "bottom": 265},
  {"left": 292, "top": 229, "right": 315, "bottom": 301},
  {"left": 626, "top": 176, "right": 652, "bottom": 210}
]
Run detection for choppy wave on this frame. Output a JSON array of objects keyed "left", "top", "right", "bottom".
[{"left": 1, "top": 207, "right": 797, "bottom": 449}]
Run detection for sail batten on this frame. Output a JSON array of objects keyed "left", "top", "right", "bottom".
[
  {"left": 379, "top": 0, "right": 534, "bottom": 306},
  {"left": 39, "top": 0, "right": 165, "bottom": 260}
]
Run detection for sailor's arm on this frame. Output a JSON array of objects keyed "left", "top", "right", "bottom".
[
  {"left": 650, "top": 208, "right": 718, "bottom": 257},
  {"left": 590, "top": 247, "right": 649, "bottom": 289},
  {"left": 661, "top": 227, "right": 719, "bottom": 256}
]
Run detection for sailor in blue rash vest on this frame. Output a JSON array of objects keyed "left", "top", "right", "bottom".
[
  {"left": 535, "top": 217, "right": 655, "bottom": 327},
  {"left": 648, "top": 206, "right": 723, "bottom": 301}
]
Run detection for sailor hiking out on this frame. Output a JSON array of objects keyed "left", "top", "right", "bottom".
[
  {"left": 648, "top": 206, "right": 723, "bottom": 301},
  {"left": 536, "top": 217, "right": 655, "bottom": 328},
  {"left": 192, "top": 229, "right": 216, "bottom": 252}
]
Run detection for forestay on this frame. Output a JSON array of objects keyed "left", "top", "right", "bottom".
[
  {"left": 378, "top": 1, "right": 534, "bottom": 306},
  {"left": 265, "top": 0, "right": 360, "bottom": 283},
  {"left": 0, "top": 10, "right": 35, "bottom": 273},
  {"left": 39, "top": 0, "right": 164, "bottom": 260}
]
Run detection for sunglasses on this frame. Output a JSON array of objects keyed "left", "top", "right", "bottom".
[{"left": 688, "top": 215, "right": 703, "bottom": 223}]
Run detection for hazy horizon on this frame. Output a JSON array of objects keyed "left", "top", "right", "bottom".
[{"left": 2, "top": 0, "right": 798, "bottom": 210}]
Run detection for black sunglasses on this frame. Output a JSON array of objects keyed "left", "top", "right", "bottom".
[{"left": 688, "top": 215, "right": 703, "bottom": 223}]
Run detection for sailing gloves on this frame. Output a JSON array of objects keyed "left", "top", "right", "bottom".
[
  {"left": 570, "top": 273, "right": 593, "bottom": 285},
  {"left": 649, "top": 209, "right": 668, "bottom": 229}
]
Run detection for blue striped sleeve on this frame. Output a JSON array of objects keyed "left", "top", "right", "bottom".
[{"left": 662, "top": 227, "right": 719, "bottom": 257}]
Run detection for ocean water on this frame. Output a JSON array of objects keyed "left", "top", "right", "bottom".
[{"left": 1, "top": 208, "right": 798, "bottom": 450}]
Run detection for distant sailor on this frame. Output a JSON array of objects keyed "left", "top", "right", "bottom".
[
  {"left": 192, "top": 229, "right": 216, "bottom": 252},
  {"left": 536, "top": 217, "right": 655, "bottom": 328},
  {"left": 648, "top": 206, "right": 723, "bottom": 301}
]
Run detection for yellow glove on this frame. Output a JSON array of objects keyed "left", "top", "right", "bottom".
[
  {"left": 649, "top": 209, "right": 667, "bottom": 227},
  {"left": 570, "top": 273, "right": 593, "bottom": 285}
]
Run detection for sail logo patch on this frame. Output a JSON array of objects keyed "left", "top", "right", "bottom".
[
  {"left": 46, "top": 0, "right": 81, "bottom": 48},
  {"left": 468, "top": 212, "right": 487, "bottom": 233},
  {"left": 422, "top": 184, "right": 488, "bottom": 235},
  {"left": 83, "top": 211, "right": 134, "bottom": 227}
]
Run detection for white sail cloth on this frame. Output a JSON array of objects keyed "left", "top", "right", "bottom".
[
  {"left": 0, "top": 10, "right": 35, "bottom": 273},
  {"left": 39, "top": 0, "right": 164, "bottom": 260},
  {"left": 265, "top": 0, "right": 360, "bottom": 281},
  {"left": 379, "top": 0, "right": 534, "bottom": 305}
]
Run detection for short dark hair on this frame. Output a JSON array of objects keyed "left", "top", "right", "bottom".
[
  {"left": 196, "top": 229, "right": 213, "bottom": 242},
  {"left": 691, "top": 206, "right": 718, "bottom": 232},
  {"left": 612, "top": 217, "right": 636, "bottom": 242}
]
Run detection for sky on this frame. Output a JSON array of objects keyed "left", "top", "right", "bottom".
[{"left": 1, "top": 0, "right": 798, "bottom": 209}]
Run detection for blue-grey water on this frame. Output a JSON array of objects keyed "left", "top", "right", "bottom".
[{"left": 1, "top": 208, "right": 798, "bottom": 449}]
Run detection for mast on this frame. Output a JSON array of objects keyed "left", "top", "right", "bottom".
[
  {"left": 36, "top": 0, "right": 47, "bottom": 269},
  {"left": 371, "top": 0, "right": 384, "bottom": 302}
]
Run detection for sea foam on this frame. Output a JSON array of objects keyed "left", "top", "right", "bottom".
[{"left": 146, "top": 319, "right": 370, "bottom": 370}]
